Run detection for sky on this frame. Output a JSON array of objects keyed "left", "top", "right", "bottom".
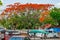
[
  {"left": 1, "top": 0, "right": 60, "bottom": 4},
  {"left": 0, "top": 0, "right": 60, "bottom": 10}
]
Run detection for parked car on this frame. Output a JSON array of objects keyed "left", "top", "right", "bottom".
[
  {"left": 47, "top": 32, "right": 58, "bottom": 38},
  {"left": 46, "top": 28, "right": 59, "bottom": 38},
  {"left": 6, "top": 30, "right": 20, "bottom": 35},
  {"left": 9, "top": 36, "right": 30, "bottom": 40}
]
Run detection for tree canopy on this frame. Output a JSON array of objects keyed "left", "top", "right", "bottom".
[
  {"left": 0, "top": 0, "right": 2, "bottom": 5},
  {"left": 50, "top": 7, "right": 60, "bottom": 25}
]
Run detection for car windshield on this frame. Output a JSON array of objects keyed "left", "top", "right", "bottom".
[{"left": 9, "top": 36, "right": 24, "bottom": 40}]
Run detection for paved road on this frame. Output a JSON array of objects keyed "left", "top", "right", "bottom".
[{"left": 31, "top": 38, "right": 60, "bottom": 40}]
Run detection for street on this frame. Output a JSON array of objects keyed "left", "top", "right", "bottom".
[{"left": 31, "top": 38, "right": 60, "bottom": 40}]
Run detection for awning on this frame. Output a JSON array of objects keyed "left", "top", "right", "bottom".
[{"left": 46, "top": 28, "right": 60, "bottom": 33}]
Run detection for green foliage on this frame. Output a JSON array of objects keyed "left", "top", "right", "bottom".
[
  {"left": 0, "top": 11, "right": 41, "bottom": 29},
  {"left": 0, "top": 19, "right": 10, "bottom": 29},
  {"left": 0, "top": 0, "right": 2, "bottom": 5},
  {"left": 50, "top": 7, "right": 60, "bottom": 25},
  {"left": 44, "top": 17, "right": 58, "bottom": 25}
]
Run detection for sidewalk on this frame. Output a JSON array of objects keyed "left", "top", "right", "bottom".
[{"left": 31, "top": 38, "right": 60, "bottom": 40}]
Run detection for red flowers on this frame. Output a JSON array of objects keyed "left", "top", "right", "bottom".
[
  {"left": 39, "top": 16, "right": 45, "bottom": 22},
  {"left": 3, "top": 3, "right": 54, "bottom": 12},
  {"left": 1, "top": 2, "right": 54, "bottom": 17}
]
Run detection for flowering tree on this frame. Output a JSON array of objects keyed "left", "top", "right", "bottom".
[
  {"left": 0, "top": 11, "right": 41, "bottom": 29},
  {"left": 0, "top": 2, "right": 54, "bottom": 29}
]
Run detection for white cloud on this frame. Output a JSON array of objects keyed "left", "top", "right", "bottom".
[
  {"left": 55, "top": 3, "right": 60, "bottom": 8},
  {"left": 56, "top": 3, "right": 60, "bottom": 5}
]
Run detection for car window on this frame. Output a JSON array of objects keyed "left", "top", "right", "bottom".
[{"left": 9, "top": 37, "right": 24, "bottom": 40}]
